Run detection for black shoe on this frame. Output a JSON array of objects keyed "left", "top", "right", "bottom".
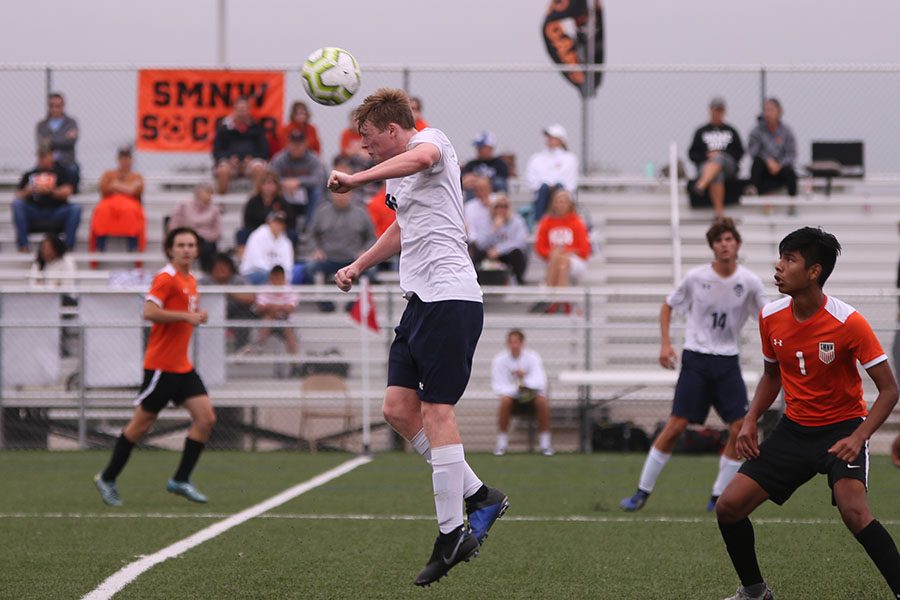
[
  {"left": 413, "top": 526, "right": 479, "bottom": 587},
  {"left": 466, "top": 486, "right": 509, "bottom": 545}
]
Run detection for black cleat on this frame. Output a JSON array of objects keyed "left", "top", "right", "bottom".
[
  {"left": 413, "top": 526, "right": 479, "bottom": 587},
  {"left": 466, "top": 486, "right": 510, "bottom": 545}
]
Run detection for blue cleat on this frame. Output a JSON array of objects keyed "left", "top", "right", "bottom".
[
  {"left": 619, "top": 489, "right": 649, "bottom": 512},
  {"left": 707, "top": 495, "right": 719, "bottom": 512},
  {"left": 94, "top": 473, "right": 123, "bottom": 506},
  {"left": 465, "top": 486, "right": 509, "bottom": 545},
  {"left": 166, "top": 479, "right": 208, "bottom": 503}
]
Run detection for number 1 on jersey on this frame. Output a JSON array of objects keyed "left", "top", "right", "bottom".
[{"left": 795, "top": 350, "right": 807, "bottom": 375}]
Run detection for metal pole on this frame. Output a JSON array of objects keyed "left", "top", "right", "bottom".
[
  {"left": 759, "top": 66, "right": 767, "bottom": 111},
  {"left": 580, "top": 287, "right": 593, "bottom": 453},
  {"left": 0, "top": 295, "right": 5, "bottom": 450},
  {"left": 77, "top": 319, "right": 87, "bottom": 449},
  {"left": 402, "top": 68, "right": 410, "bottom": 93},
  {"left": 359, "top": 277, "right": 372, "bottom": 455},
  {"left": 669, "top": 141, "right": 682, "bottom": 286},
  {"left": 217, "top": 0, "right": 227, "bottom": 67},
  {"left": 45, "top": 67, "right": 52, "bottom": 100}
]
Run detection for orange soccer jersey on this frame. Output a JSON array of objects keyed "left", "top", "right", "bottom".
[
  {"left": 143, "top": 264, "right": 198, "bottom": 373},
  {"left": 759, "top": 295, "right": 887, "bottom": 426}
]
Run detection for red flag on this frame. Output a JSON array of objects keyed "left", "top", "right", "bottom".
[{"left": 349, "top": 278, "right": 380, "bottom": 333}]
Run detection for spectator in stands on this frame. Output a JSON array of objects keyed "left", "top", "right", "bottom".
[
  {"left": 491, "top": 329, "right": 553, "bottom": 456},
  {"left": 339, "top": 112, "right": 363, "bottom": 155},
  {"left": 36, "top": 93, "right": 80, "bottom": 193},
  {"left": 748, "top": 97, "right": 798, "bottom": 196},
  {"left": 304, "top": 181, "right": 376, "bottom": 291},
  {"left": 90, "top": 146, "right": 146, "bottom": 253},
  {"left": 29, "top": 234, "right": 76, "bottom": 288},
  {"left": 526, "top": 124, "right": 578, "bottom": 222},
  {"left": 212, "top": 96, "right": 269, "bottom": 194},
  {"left": 270, "top": 129, "right": 326, "bottom": 228},
  {"left": 533, "top": 188, "right": 591, "bottom": 312},
  {"left": 199, "top": 252, "right": 256, "bottom": 349},
  {"left": 12, "top": 146, "right": 80, "bottom": 252},
  {"left": 367, "top": 184, "right": 396, "bottom": 238},
  {"left": 168, "top": 182, "right": 222, "bottom": 273},
  {"left": 250, "top": 265, "right": 300, "bottom": 356},
  {"left": 272, "top": 100, "right": 321, "bottom": 157},
  {"left": 409, "top": 96, "right": 428, "bottom": 130},
  {"left": 475, "top": 193, "right": 529, "bottom": 285},
  {"left": 462, "top": 131, "right": 510, "bottom": 194},
  {"left": 236, "top": 170, "right": 296, "bottom": 248},
  {"left": 240, "top": 211, "right": 294, "bottom": 285},
  {"left": 689, "top": 97, "right": 744, "bottom": 219},
  {"left": 464, "top": 176, "right": 494, "bottom": 261}
]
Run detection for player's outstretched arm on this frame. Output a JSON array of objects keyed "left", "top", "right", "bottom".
[
  {"left": 828, "top": 361, "right": 899, "bottom": 463},
  {"left": 658, "top": 302, "right": 677, "bottom": 369},
  {"left": 143, "top": 301, "right": 207, "bottom": 326},
  {"left": 335, "top": 221, "right": 402, "bottom": 292},
  {"left": 736, "top": 360, "right": 782, "bottom": 460},
  {"left": 328, "top": 142, "right": 440, "bottom": 193}
]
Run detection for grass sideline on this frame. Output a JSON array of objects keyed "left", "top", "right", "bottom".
[{"left": 1, "top": 451, "right": 898, "bottom": 599}]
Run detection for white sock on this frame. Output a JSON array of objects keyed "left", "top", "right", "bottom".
[
  {"left": 539, "top": 431, "right": 551, "bottom": 450},
  {"left": 495, "top": 432, "right": 508, "bottom": 450},
  {"left": 413, "top": 429, "right": 482, "bottom": 499},
  {"left": 712, "top": 455, "right": 743, "bottom": 496},
  {"left": 638, "top": 447, "right": 671, "bottom": 493},
  {"left": 431, "top": 444, "right": 465, "bottom": 534}
]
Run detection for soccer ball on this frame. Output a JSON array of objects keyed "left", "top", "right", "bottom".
[{"left": 301, "top": 47, "right": 361, "bottom": 106}]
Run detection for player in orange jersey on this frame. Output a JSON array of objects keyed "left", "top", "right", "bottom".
[
  {"left": 715, "top": 227, "right": 899, "bottom": 600},
  {"left": 94, "top": 227, "right": 216, "bottom": 506}
]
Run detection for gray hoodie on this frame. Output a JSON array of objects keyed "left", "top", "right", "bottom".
[
  {"left": 748, "top": 121, "right": 796, "bottom": 167},
  {"left": 36, "top": 115, "right": 79, "bottom": 166}
]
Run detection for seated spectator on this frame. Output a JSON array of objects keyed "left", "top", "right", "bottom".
[
  {"left": 36, "top": 92, "right": 80, "bottom": 193},
  {"left": 12, "top": 146, "right": 79, "bottom": 252},
  {"left": 491, "top": 329, "right": 553, "bottom": 456},
  {"left": 410, "top": 96, "right": 428, "bottom": 130},
  {"left": 90, "top": 146, "right": 146, "bottom": 254},
  {"left": 473, "top": 194, "right": 529, "bottom": 285},
  {"left": 270, "top": 129, "right": 326, "bottom": 228},
  {"left": 339, "top": 113, "right": 362, "bottom": 155},
  {"left": 367, "top": 184, "right": 396, "bottom": 238},
  {"left": 332, "top": 154, "right": 374, "bottom": 206},
  {"left": 240, "top": 211, "right": 294, "bottom": 284},
  {"left": 212, "top": 96, "right": 269, "bottom": 193},
  {"left": 199, "top": 252, "right": 256, "bottom": 349},
  {"left": 304, "top": 184, "right": 376, "bottom": 293},
  {"left": 29, "top": 234, "right": 76, "bottom": 288},
  {"left": 271, "top": 100, "right": 321, "bottom": 157},
  {"left": 526, "top": 124, "right": 578, "bottom": 222},
  {"left": 250, "top": 265, "right": 300, "bottom": 356},
  {"left": 464, "top": 176, "right": 493, "bottom": 257},
  {"left": 689, "top": 97, "right": 744, "bottom": 219},
  {"left": 462, "top": 131, "right": 509, "bottom": 194},
  {"left": 748, "top": 97, "right": 798, "bottom": 196},
  {"left": 533, "top": 188, "right": 591, "bottom": 309},
  {"left": 236, "top": 170, "right": 296, "bottom": 248},
  {"left": 168, "top": 182, "right": 222, "bottom": 273}
]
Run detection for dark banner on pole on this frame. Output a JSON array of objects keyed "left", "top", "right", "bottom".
[{"left": 543, "top": 0, "right": 604, "bottom": 97}]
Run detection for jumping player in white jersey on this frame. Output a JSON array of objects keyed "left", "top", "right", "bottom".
[
  {"left": 620, "top": 218, "right": 768, "bottom": 512},
  {"left": 329, "top": 88, "right": 508, "bottom": 587}
]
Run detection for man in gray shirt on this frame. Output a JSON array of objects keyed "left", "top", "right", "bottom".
[
  {"left": 35, "top": 93, "right": 80, "bottom": 192},
  {"left": 270, "top": 129, "right": 326, "bottom": 228},
  {"left": 303, "top": 185, "right": 375, "bottom": 288}
]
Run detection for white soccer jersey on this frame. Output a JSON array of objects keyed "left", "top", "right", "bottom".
[
  {"left": 386, "top": 128, "right": 482, "bottom": 303},
  {"left": 666, "top": 264, "right": 768, "bottom": 356},
  {"left": 491, "top": 348, "right": 547, "bottom": 397}
]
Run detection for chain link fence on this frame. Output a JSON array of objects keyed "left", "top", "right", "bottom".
[
  {"left": 2, "top": 64, "right": 900, "bottom": 182},
  {"left": 2, "top": 285, "right": 897, "bottom": 454}
]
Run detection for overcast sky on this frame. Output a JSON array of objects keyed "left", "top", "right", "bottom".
[{"left": 2, "top": 0, "right": 899, "bottom": 67}]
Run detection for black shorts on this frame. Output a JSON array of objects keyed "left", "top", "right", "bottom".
[
  {"left": 134, "top": 369, "right": 208, "bottom": 414},
  {"left": 738, "top": 416, "right": 868, "bottom": 506},
  {"left": 387, "top": 295, "right": 483, "bottom": 405},
  {"left": 672, "top": 350, "right": 748, "bottom": 424}
]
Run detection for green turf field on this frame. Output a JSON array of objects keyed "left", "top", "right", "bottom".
[{"left": 1, "top": 450, "right": 897, "bottom": 599}]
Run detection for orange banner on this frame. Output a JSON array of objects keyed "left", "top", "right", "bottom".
[{"left": 136, "top": 70, "right": 284, "bottom": 152}]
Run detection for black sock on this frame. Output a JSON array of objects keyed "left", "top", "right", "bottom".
[
  {"left": 101, "top": 433, "right": 135, "bottom": 482},
  {"left": 438, "top": 525, "right": 464, "bottom": 542},
  {"left": 718, "top": 518, "right": 764, "bottom": 588},
  {"left": 855, "top": 520, "right": 900, "bottom": 596},
  {"left": 466, "top": 484, "right": 489, "bottom": 505},
  {"left": 173, "top": 438, "right": 205, "bottom": 483}
]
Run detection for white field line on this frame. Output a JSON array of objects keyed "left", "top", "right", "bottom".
[
  {"left": 3, "top": 511, "right": 896, "bottom": 527},
  {"left": 80, "top": 455, "right": 371, "bottom": 600}
]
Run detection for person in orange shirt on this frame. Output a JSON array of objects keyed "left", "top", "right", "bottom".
[
  {"left": 409, "top": 96, "right": 428, "bottom": 130},
  {"left": 532, "top": 188, "right": 591, "bottom": 313},
  {"left": 367, "top": 184, "right": 396, "bottom": 238},
  {"left": 272, "top": 100, "right": 321, "bottom": 157},
  {"left": 715, "top": 227, "right": 899, "bottom": 600},
  {"left": 93, "top": 227, "right": 216, "bottom": 507}
]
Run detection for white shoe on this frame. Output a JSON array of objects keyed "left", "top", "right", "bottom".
[
  {"left": 493, "top": 446, "right": 507, "bottom": 456},
  {"left": 541, "top": 447, "right": 555, "bottom": 457},
  {"left": 723, "top": 585, "right": 774, "bottom": 600}
]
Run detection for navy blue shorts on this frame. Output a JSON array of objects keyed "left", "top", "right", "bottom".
[
  {"left": 134, "top": 369, "right": 208, "bottom": 414},
  {"left": 671, "top": 349, "right": 748, "bottom": 424},
  {"left": 387, "top": 295, "right": 483, "bottom": 405},
  {"left": 739, "top": 416, "right": 867, "bottom": 506}
]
